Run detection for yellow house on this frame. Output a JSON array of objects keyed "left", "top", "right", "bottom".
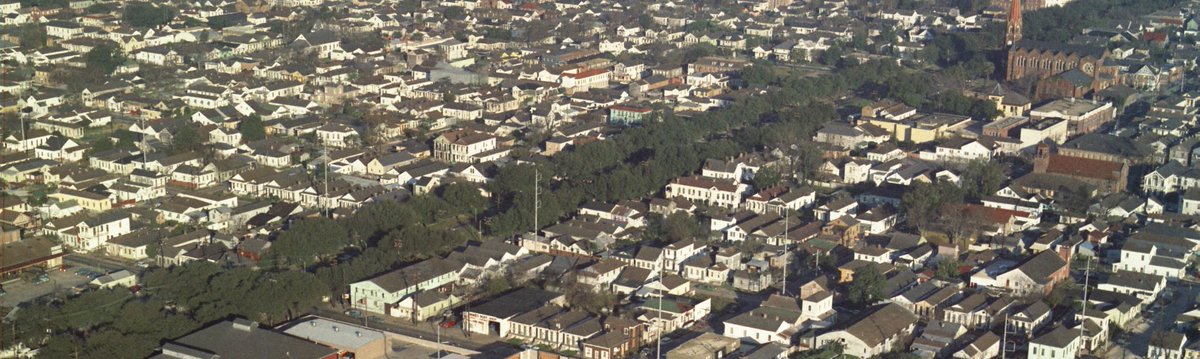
[
  {"left": 50, "top": 189, "right": 112, "bottom": 212},
  {"left": 972, "top": 85, "right": 1032, "bottom": 119}
]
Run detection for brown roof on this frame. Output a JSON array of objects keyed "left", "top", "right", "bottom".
[
  {"left": 672, "top": 176, "right": 739, "bottom": 192},
  {"left": 843, "top": 303, "right": 919, "bottom": 348},
  {"left": 962, "top": 204, "right": 1028, "bottom": 225},
  {"left": 439, "top": 130, "right": 494, "bottom": 146},
  {"left": 1044, "top": 154, "right": 1123, "bottom": 181}
]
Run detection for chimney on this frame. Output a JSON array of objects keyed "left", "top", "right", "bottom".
[{"left": 333, "top": 326, "right": 339, "bottom": 332}]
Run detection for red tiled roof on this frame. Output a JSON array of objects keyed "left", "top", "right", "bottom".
[
  {"left": 963, "top": 204, "right": 1029, "bottom": 224},
  {"left": 1044, "top": 154, "right": 1122, "bottom": 181},
  {"left": 748, "top": 185, "right": 788, "bottom": 201}
]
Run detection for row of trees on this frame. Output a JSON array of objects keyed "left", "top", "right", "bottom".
[
  {"left": 10, "top": 180, "right": 490, "bottom": 357},
  {"left": 1022, "top": 0, "right": 1181, "bottom": 43},
  {"left": 123, "top": 2, "right": 177, "bottom": 29},
  {"left": 6, "top": 264, "right": 326, "bottom": 358},
  {"left": 477, "top": 59, "right": 917, "bottom": 238}
]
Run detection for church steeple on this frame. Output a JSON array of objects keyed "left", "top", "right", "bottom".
[{"left": 1005, "top": 0, "right": 1023, "bottom": 46}]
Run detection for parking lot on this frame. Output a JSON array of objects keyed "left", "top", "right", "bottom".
[{"left": 0, "top": 265, "right": 108, "bottom": 307}]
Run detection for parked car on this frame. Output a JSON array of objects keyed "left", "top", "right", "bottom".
[
  {"left": 345, "top": 309, "right": 363, "bottom": 318},
  {"left": 32, "top": 274, "right": 50, "bottom": 285}
]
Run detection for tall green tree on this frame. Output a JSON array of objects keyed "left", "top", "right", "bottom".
[
  {"left": 741, "top": 63, "right": 774, "bottom": 87},
  {"left": 847, "top": 265, "right": 885, "bottom": 306},
  {"left": 901, "top": 180, "right": 965, "bottom": 231},
  {"left": 16, "top": 24, "right": 47, "bottom": 48},
  {"left": 819, "top": 44, "right": 844, "bottom": 67},
  {"left": 644, "top": 212, "right": 707, "bottom": 244},
  {"left": 751, "top": 166, "right": 781, "bottom": 190},
  {"left": 238, "top": 115, "right": 266, "bottom": 141},
  {"left": 123, "top": 2, "right": 176, "bottom": 28},
  {"left": 270, "top": 218, "right": 350, "bottom": 268},
  {"left": 440, "top": 182, "right": 487, "bottom": 213},
  {"left": 84, "top": 43, "right": 124, "bottom": 76},
  {"left": 170, "top": 123, "right": 203, "bottom": 154},
  {"left": 935, "top": 259, "right": 964, "bottom": 280},
  {"left": 960, "top": 160, "right": 1005, "bottom": 200}
]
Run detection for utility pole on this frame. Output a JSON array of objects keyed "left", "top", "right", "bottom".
[
  {"left": 782, "top": 208, "right": 789, "bottom": 296},
  {"left": 1080, "top": 254, "right": 1092, "bottom": 354},
  {"left": 323, "top": 140, "right": 329, "bottom": 217},
  {"left": 140, "top": 117, "right": 147, "bottom": 164},
  {"left": 1002, "top": 313, "right": 1009, "bottom": 359},
  {"left": 656, "top": 258, "right": 663, "bottom": 359},
  {"left": 473, "top": 207, "right": 481, "bottom": 240},
  {"left": 533, "top": 170, "right": 540, "bottom": 237}
]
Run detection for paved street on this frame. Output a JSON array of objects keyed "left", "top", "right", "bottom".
[
  {"left": 65, "top": 253, "right": 140, "bottom": 273},
  {"left": 1104, "top": 281, "right": 1199, "bottom": 359}
]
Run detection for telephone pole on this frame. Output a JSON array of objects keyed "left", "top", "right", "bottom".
[
  {"left": 1001, "top": 313, "right": 1009, "bottom": 359},
  {"left": 1080, "top": 254, "right": 1092, "bottom": 354},
  {"left": 656, "top": 259, "right": 663, "bottom": 359},
  {"left": 323, "top": 140, "right": 329, "bottom": 217},
  {"left": 782, "top": 208, "right": 789, "bottom": 296},
  {"left": 533, "top": 170, "right": 540, "bottom": 236}
]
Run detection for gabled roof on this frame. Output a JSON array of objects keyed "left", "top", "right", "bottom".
[
  {"left": 841, "top": 303, "right": 919, "bottom": 348},
  {"left": 1030, "top": 325, "right": 1080, "bottom": 348},
  {"left": 1012, "top": 251, "right": 1068, "bottom": 284},
  {"left": 365, "top": 257, "right": 464, "bottom": 293},
  {"left": 1012, "top": 39, "right": 1106, "bottom": 59},
  {"left": 1042, "top": 154, "right": 1123, "bottom": 181}
]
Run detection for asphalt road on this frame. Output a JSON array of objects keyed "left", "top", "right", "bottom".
[
  {"left": 65, "top": 253, "right": 139, "bottom": 273},
  {"left": 1104, "top": 281, "right": 1199, "bottom": 359}
]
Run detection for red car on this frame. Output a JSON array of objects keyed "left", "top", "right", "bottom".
[{"left": 440, "top": 320, "right": 457, "bottom": 328}]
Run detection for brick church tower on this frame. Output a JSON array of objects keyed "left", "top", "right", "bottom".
[{"left": 1005, "top": 0, "right": 1022, "bottom": 46}]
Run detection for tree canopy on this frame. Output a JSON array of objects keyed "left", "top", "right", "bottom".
[
  {"left": 847, "top": 265, "right": 885, "bottom": 306},
  {"left": 238, "top": 115, "right": 266, "bottom": 141},
  {"left": 900, "top": 180, "right": 965, "bottom": 231},
  {"left": 84, "top": 43, "right": 124, "bottom": 76},
  {"left": 123, "top": 2, "right": 176, "bottom": 28},
  {"left": 269, "top": 218, "right": 351, "bottom": 268}
]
